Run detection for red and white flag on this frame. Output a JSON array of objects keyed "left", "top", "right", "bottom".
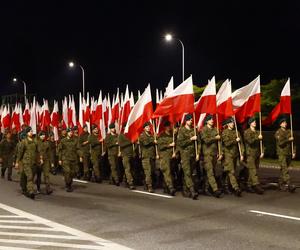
[
  {"left": 232, "top": 75, "right": 261, "bottom": 123},
  {"left": 23, "top": 100, "right": 30, "bottom": 126},
  {"left": 120, "top": 85, "right": 131, "bottom": 129},
  {"left": 30, "top": 98, "right": 37, "bottom": 134},
  {"left": 1, "top": 105, "right": 11, "bottom": 133},
  {"left": 11, "top": 103, "right": 21, "bottom": 132},
  {"left": 62, "top": 97, "right": 68, "bottom": 129},
  {"left": 51, "top": 101, "right": 59, "bottom": 141},
  {"left": 124, "top": 84, "right": 153, "bottom": 142},
  {"left": 41, "top": 99, "right": 51, "bottom": 131},
  {"left": 152, "top": 75, "right": 194, "bottom": 123},
  {"left": 262, "top": 78, "right": 291, "bottom": 126}
]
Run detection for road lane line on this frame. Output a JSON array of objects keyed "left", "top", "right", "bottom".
[
  {"left": 0, "top": 220, "right": 41, "bottom": 224},
  {"left": 0, "top": 232, "right": 80, "bottom": 239},
  {"left": 0, "top": 239, "right": 104, "bottom": 250},
  {"left": 0, "top": 203, "right": 133, "bottom": 249},
  {"left": 249, "top": 210, "right": 300, "bottom": 221},
  {"left": 132, "top": 190, "right": 174, "bottom": 199},
  {"left": 0, "top": 247, "right": 35, "bottom": 250},
  {"left": 0, "top": 216, "right": 23, "bottom": 218},
  {"left": 0, "top": 225, "right": 58, "bottom": 231},
  {"left": 73, "top": 179, "right": 89, "bottom": 184}
]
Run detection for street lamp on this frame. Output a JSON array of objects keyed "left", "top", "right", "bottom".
[
  {"left": 68, "top": 61, "right": 85, "bottom": 97},
  {"left": 164, "top": 33, "right": 185, "bottom": 82},
  {"left": 13, "top": 77, "right": 27, "bottom": 97}
]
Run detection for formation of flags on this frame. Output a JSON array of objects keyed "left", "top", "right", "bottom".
[{"left": 0, "top": 75, "right": 293, "bottom": 142}]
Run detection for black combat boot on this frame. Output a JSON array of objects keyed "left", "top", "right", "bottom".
[
  {"left": 148, "top": 185, "right": 154, "bottom": 193},
  {"left": 253, "top": 185, "right": 264, "bottom": 195},
  {"left": 169, "top": 187, "right": 176, "bottom": 196},
  {"left": 190, "top": 187, "right": 198, "bottom": 200},
  {"left": 288, "top": 184, "right": 296, "bottom": 193},
  {"left": 233, "top": 188, "right": 242, "bottom": 197},
  {"left": 213, "top": 189, "right": 222, "bottom": 198}
]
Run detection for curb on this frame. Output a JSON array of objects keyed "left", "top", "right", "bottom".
[{"left": 260, "top": 164, "right": 300, "bottom": 171}]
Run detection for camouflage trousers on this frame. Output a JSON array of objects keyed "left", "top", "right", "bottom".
[
  {"left": 122, "top": 156, "right": 134, "bottom": 185},
  {"left": 82, "top": 155, "right": 90, "bottom": 177},
  {"left": 159, "top": 155, "right": 174, "bottom": 189},
  {"left": 203, "top": 155, "right": 218, "bottom": 192},
  {"left": 278, "top": 154, "right": 292, "bottom": 185},
  {"left": 91, "top": 155, "right": 101, "bottom": 178},
  {"left": 37, "top": 160, "right": 51, "bottom": 191},
  {"left": 142, "top": 157, "right": 154, "bottom": 186},
  {"left": 108, "top": 155, "right": 119, "bottom": 183},
  {"left": 180, "top": 152, "right": 195, "bottom": 190},
  {"left": 21, "top": 163, "right": 37, "bottom": 195},
  {"left": 62, "top": 160, "right": 77, "bottom": 186},
  {"left": 246, "top": 155, "right": 259, "bottom": 187},
  {"left": 223, "top": 155, "right": 239, "bottom": 190},
  {"left": 1, "top": 157, "right": 14, "bottom": 179}
]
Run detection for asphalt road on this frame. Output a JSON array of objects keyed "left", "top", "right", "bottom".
[{"left": 0, "top": 167, "right": 299, "bottom": 250}]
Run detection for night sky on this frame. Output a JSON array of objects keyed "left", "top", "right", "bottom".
[{"left": 0, "top": 1, "right": 300, "bottom": 101}]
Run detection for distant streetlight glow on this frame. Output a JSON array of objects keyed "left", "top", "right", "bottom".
[
  {"left": 165, "top": 34, "right": 173, "bottom": 41},
  {"left": 12, "top": 77, "right": 27, "bottom": 100},
  {"left": 68, "top": 61, "right": 75, "bottom": 68},
  {"left": 13, "top": 78, "right": 17, "bottom": 82},
  {"left": 67, "top": 61, "right": 85, "bottom": 97}
]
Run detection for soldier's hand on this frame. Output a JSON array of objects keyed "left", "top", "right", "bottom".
[
  {"left": 258, "top": 134, "right": 263, "bottom": 140},
  {"left": 118, "top": 152, "right": 122, "bottom": 157},
  {"left": 236, "top": 137, "right": 241, "bottom": 142},
  {"left": 58, "top": 160, "right": 62, "bottom": 166},
  {"left": 172, "top": 153, "right": 176, "bottom": 158},
  {"left": 154, "top": 140, "right": 158, "bottom": 144},
  {"left": 190, "top": 135, "right": 197, "bottom": 141},
  {"left": 101, "top": 152, "right": 106, "bottom": 156},
  {"left": 40, "top": 159, "right": 44, "bottom": 165},
  {"left": 116, "top": 142, "right": 119, "bottom": 145},
  {"left": 260, "top": 153, "right": 264, "bottom": 159},
  {"left": 156, "top": 154, "right": 160, "bottom": 160},
  {"left": 99, "top": 139, "right": 103, "bottom": 142},
  {"left": 169, "top": 142, "right": 175, "bottom": 147},
  {"left": 79, "top": 157, "right": 83, "bottom": 162},
  {"left": 217, "top": 154, "right": 223, "bottom": 161},
  {"left": 289, "top": 137, "right": 294, "bottom": 141},
  {"left": 292, "top": 153, "right": 296, "bottom": 159},
  {"left": 240, "top": 155, "right": 244, "bottom": 162},
  {"left": 215, "top": 135, "right": 221, "bottom": 140},
  {"left": 196, "top": 154, "right": 200, "bottom": 161}
]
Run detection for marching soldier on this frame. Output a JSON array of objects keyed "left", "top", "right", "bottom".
[
  {"left": 15, "top": 127, "right": 41, "bottom": 199},
  {"left": 177, "top": 114, "right": 200, "bottom": 200},
  {"left": 275, "top": 116, "right": 296, "bottom": 192},
  {"left": 221, "top": 117, "right": 244, "bottom": 196},
  {"left": 157, "top": 120, "right": 176, "bottom": 196},
  {"left": 139, "top": 121, "right": 156, "bottom": 193},
  {"left": 200, "top": 115, "right": 222, "bottom": 198},
  {"left": 0, "top": 131, "right": 16, "bottom": 181},
  {"left": 48, "top": 131, "right": 57, "bottom": 174},
  {"left": 58, "top": 127, "right": 82, "bottom": 192},
  {"left": 243, "top": 117, "right": 264, "bottom": 194},
  {"left": 88, "top": 124, "right": 105, "bottom": 182},
  {"left": 105, "top": 123, "right": 120, "bottom": 186},
  {"left": 79, "top": 124, "right": 90, "bottom": 180},
  {"left": 36, "top": 131, "right": 53, "bottom": 194},
  {"left": 118, "top": 127, "right": 136, "bottom": 190}
]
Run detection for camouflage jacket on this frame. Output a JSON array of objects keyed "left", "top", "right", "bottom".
[
  {"left": 222, "top": 128, "right": 244, "bottom": 158},
  {"left": 177, "top": 126, "right": 201, "bottom": 156},
  {"left": 79, "top": 132, "right": 90, "bottom": 157},
  {"left": 0, "top": 139, "right": 16, "bottom": 160},
  {"left": 244, "top": 128, "right": 261, "bottom": 157},
  {"left": 16, "top": 138, "right": 39, "bottom": 166},
  {"left": 105, "top": 133, "right": 119, "bottom": 156},
  {"left": 275, "top": 128, "right": 295, "bottom": 156},
  {"left": 58, "top": 136, "right": 81, "bottom": 162},
  {"left": 201, "top": 126, "right": 219, "bottom": 156},
  {"left": 139, "top": 131, "right": 155, "bottom": 159},
  {"left": 88, "top": 133, "right": 105, "bottom": 157},
  {"left": 157, "top": 131, "right": 174, "bottom": 158},
  {"left": 118, "top": 133, "right": 134, "bottom": 157}
]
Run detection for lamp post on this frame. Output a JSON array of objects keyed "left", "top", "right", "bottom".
[
  {"left": 13, "top": 77, "right": 27, "bottom": 102},
  {"left": 165, "top": 33, "right": 185, "bottom": 82},
  {"left": 68, "top": 61, "right": 85, "bottom": 97}
]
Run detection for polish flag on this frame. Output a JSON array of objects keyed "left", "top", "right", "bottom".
[
  {"left": 164, "top": 76, "right": 174, "bottom": 97},
  {"left": 125, "top": 84, "right": 153, "bottom": 142},
  {"left": 111, "top": 89, "right": 120, "bottom": 124},
  {"left": 78, "top": 92, "right": 84, "bottom": 128},
  {"left": 62, "top": 97, "right": 68, "bottom": 129},
  {"left": 18, "top": 103, "right": 24, "bottom": 128},
  {"left": 23, "top": 100, "right": 30, "bottom": 126},
  {"left": 51, "top": 101, "right": 59, "bottom": 141},
  {"left": 41, "top": 99, "right": 51, "bottom": 131},
  {"left": 71, "top": 95, "right": 77, "bottom": 127},
  {"left": 30, "top": 98, "right": 37, "bottom": 134},
  {"left": 262, "top": 78, "right": 291, "bottom": 126},
  {"left": 1, "top": 105, "right": 11, "bottom": 132},
  {"left": 130, "top": 91, "right": 135, "bottom": 109},
  {"left": 11, "top": 103, "right": 21, "bottom": 132},
  {"left": 121, "top": 85, "right": 131, "bottom": 128},
  {"left": 94, "top": 91, "right": 103, "bottom": 126},
  {"left": 152, "top": 75, "right": 194, "bottom": 123},
  {"left": 232, "top": 75, "right": 261, "bottom": 123}
]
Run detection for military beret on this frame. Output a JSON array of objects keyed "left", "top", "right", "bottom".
[
  {"left": 24, "top": 126, "right": 32, "bottom": 134},
  {"left": 109, "top": 123, "right": 115, "bottom": 129},
  {"left": 278, "top": 116, "right": 287, "bottom": 125},
  {"left": 248, "top": 117, "right": 256, "bottom": 125},
  {"left": 66, "top": 127, "right": 72, "bottom": 133},
  {"left": 185, "top": 114, "right": 193, "bottom": 121},
  {"left": 163, "top": 120, "right": 171, "bottom": 127},
  {"left": 204, "top": 114, "right": 214, "bottom": 124},
  {"left": 39, "top": 131, "right": 46, "bottom": 136},
  {"left": 222, "top": 117, "right": 233, "bottom": 126},
  {"left": 49, "top": 131, "right": 54, "bottom": 136},
  {"left": 91, "top": 124, "right": 98, "bottom": 130},
  {"left": 143, "top": 121, "right": 151, "bottom": 128},
  {"left": 73, "top": 125, "right": 78, "bottom": 130}
]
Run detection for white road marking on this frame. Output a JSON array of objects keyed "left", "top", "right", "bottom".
[
  {"left": 73, "top": 179, "right": 89, "bottom": 184},
  {"left": 0, "top": 202, "right": 133, "bottom": 250},
  {"left": 0, "top": 215, "right": 23, "bottom": 218},
  {"left": 132, "top": 190, "right": 174, "bottom": 199},
  {"left": 0, "top": 232, "right": 80, "bottom": 240},
  {"left": 0, "top": 247, "right": 36, "bottom": 250},
  {"left": 249, "top": 210, "right": 300, "bottom": 221},
  {"left": 0, "top": 220, "right": 41, "bottom": 224}
]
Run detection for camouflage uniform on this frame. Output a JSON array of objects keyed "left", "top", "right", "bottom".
[
  {"left": 118, "top": 133, "right": 135, "bottom": 187},
  {"left": 222, "top": 128, "right": 244, "bottom": 192},
  {"left": 177, "top": 126, "right": 201, "bottom": 195},
  {"left": 139, "top": 131, "right": 156, "bottom": 189},
  {"left": 275, "top": 128, "right": 295, "bottom": 186},
  {"left": 201, "top": 126, "right": 219, "bottom": 193},
  {"left": 37, "top": 139, "right": 52, "bottom": 193},
  {"left": 58, "top": 136, "right": 81, "bottom": 190},
  {"left": 88, "top": 133, "right": 105, "bottom": 181},
  {"left": 17, "top": 137, "right": 39, "bottom": 196},
  {"left": 0, "top": 138, "right": 16, "bottom": 180},
  {"left": 48, "top": 139, "right": 57, "bottom": 171},
  {"left": 79, "top": 131, "right": 90, "bottom": 179},
  {"left": 157, "top": 131, "right": 175, "bottom": 192},
  {"left": 244, "top": 128, "right": 261, "bottom": 187},
  {"left": 105, "top": 133, "right": 120, "bottom": 184}
]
